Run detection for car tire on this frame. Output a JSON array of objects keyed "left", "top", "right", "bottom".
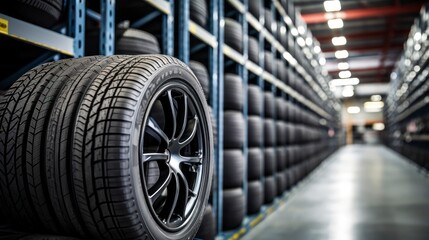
[
  {"left": 223, "top": 111, "right": 245, "bottom": 149},
  {"left": 247, "top": 180, "right": 263, "bottom": 215},
  {"left": 248, "top": 116, "right": 263, "bottom": 147},
  {"left": 248, "top": 148, "right": 263, "bottom": 181},
  {"left": 223, "top": 149, "right": 244, "bottom": 189},
  {"left": 224, "top": 74, "right": 243, "bottom": 111},
  {"left": 0, "top": 55, "right": 213, "bottom": 240},
  {"left": 222, "top": 188, "right": 245, "bottom": 231}
]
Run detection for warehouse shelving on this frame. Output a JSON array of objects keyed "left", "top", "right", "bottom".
[
  {"left": 0, "top": 0, "right": 342, "bottom": 239},
  {"left": 385, "top": 4, "right": 429, "bottom": 171},
  {"left": 0, "top": 0, "right": 86, "bottom": 89}
]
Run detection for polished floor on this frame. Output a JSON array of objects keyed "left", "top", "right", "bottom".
[{"left": 242, "top": 145, "right": 429, "bottom": 240}]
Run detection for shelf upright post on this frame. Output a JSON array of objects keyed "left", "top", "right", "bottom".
[
  {"left": 216, "top": 0, "right": 225, "bottom": 235},
  {"left": 241, "top": 0, "right": 249, "bottom": 217},
  {"left": 258, "top": 0, "right": 265, "bottom": 205},
  {"left": 176, "top": 0, "right": 189, "bottom": 63},
  {"left": 100, "top": 0, "right": 115, "bottom": 55},
  {"left": 163, "top": 0, "right": 174, "bottom": 56},
  {"left": 68, "top": 0, "right": 86, "bottom": 57},
  {"left": 208, "top": 0, "right": 221, "bottom": 234}
]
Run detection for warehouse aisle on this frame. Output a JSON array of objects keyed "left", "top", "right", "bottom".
[{"left": 242, "top": 145, "right": 429, "bottom": 240}]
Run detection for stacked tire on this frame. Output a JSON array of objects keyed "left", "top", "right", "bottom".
[
  {"left": 222, "top": 74, "right": 245, "bottom": 231},
  {"left": 263, "top": 91, "right": 277, "bottom": 204},
  {"left": 247, "top": 85, "right": 264, "bottom": 215},
  {"left": 0, "top": 55, "right": 214, "bottom": 240},
  {"left": 275, "top": 97, "right": 287, "bottom": 196},
  {"left": 221, "top": 17, "right": 245, "bottom": 231}
]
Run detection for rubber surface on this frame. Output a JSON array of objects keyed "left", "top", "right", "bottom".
[
  {"left": 0, "top": 55, "right": 213, "bottom": 240},
  {"left": 224, "top": 74, "right": 244, "bottom": 111},
  {"left": 223, "top": 111, "right": 245, "bottom": 149},
  {"left": 223, "top": 149, "right": 244, "bottom": 189},
  {"left": 222, "top": 188, "right": 245, "bottom": 231}
]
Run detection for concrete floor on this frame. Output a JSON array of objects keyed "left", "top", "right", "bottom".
[{"left": 242, "top": 145, "right": 429, "bottom": 240}]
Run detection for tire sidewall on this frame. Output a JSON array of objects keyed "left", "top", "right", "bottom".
[{"left": 130, "top": 62, "right": 213, "bottom": 240}]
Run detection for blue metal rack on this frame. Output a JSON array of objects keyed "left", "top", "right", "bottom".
[
  {"left": 0, "top": 0, "right": 85, "bottom": 89},
  {"left": 1, "top": 0, "right": 342, "bottom": 238}
]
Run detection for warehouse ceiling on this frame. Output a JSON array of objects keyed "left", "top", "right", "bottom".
[{"left": 294, "top": 0, "right": 427, "bottom": 98}]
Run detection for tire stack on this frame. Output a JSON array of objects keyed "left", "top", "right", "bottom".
[
  {"left": 247, "top": 85, "right": 264, "bottom": 215},
  {"left": 275, "top": 96, "right": 287, "bottom": 196},
  {"left": 0, "top": 55, "right": 214, "bottom": 240},
  {"left": 263, "top": 91, "right": 277, "bottom": 204},
  {"left": 285, "top": 102, "right": 298, "bottom": 188},
  {"left": 191, "top": 61, "right": 216, "bottom": 240},
  {"left": 2, "top": 0, "right": 65, "bottom": 28},
  {"left": 222, "top": 74, "right": 245, "bottom": 231},
  {"left": 222, "top": 17, "right": 245, "bottom": 231}
]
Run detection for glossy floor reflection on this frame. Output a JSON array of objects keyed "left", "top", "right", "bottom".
[{"left": 242, "top": 145, "right": 429, "bottom": 240}]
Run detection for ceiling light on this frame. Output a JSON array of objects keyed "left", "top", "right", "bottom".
[
  {"left": 328, "top": 18, "right": 344, "bottom": 29},
  {"left": 324, "top": 0, "right": 341, "bottom": 12},
  {"left": 342, "top": 86, "right": 354, "bottom": 97},
  {"left": 364, "top": 101, "right": 384, "bottom": 110},
  {"left": 335, "top": 50, "right": 349, "bottom": 59},
  {"left": 319, "top": 57, "right": 326, "bottom": 65},
  {"left": 414, "top": 65, "right": 421, "bottom": 72},
  {"left": 306, "top": 37, "right": 313, "bottom": 46},
  {"left": 297, "top": 37, "right": 306, "bottom": 47},
  {"left": 365, "top": 108, "right": 382, "bottom": 113},
  {"left": 373, "top": 123, "right": 385, "bottom": 131},
  {"left": 414, "top": 32, "right": 421, "bottom": 41},
  {"left": 314, "top": 45, "right": 321, "bottom": 53},
  {"left": 329, "top": 77, "right": 359, "bottom": 87},
  {"left": 298, "top": 26, "right": 306, "bottom": 35},
  {"left": 332, "top": 36, "right": 347, "bottom": 46},
  {"left": 347, "top": 106, "right": 360, "bottom": 114},
  {"left": 370, "top": 95, "right": 382, "bottom": 101},
  {"left": 339, "top": 70, "right": 351, "bottom": 78},
  {"left": 290, "top": 28, "right": 298, "bottom": 36},
  {"left": 338, "top": 62, "right": 349, "bottom": 70}
]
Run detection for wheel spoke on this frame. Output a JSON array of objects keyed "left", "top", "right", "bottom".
[
  {"left": 177, "top": 95, "right": 188, "bottom": 139},
  {"left": 167, "top": 172, "right": 180, "bottom": 223},
  {"left": 189, "top": 189, "right": 197, "bottom": 197},
  {"left": 160, "top": 90, "right": 177, "bottom": 139},
  {"left": 149, "top": 169, "right": 172, "bottom": 204},
  {"left": 143, "top": 152, "right": 169, "bottom": 163},
  {"left": 180, "top": 155, "right": 202, "bottom": 165},
  {"left": 179, "top": 116, "right": 199, "bottom": 146},
  {"left": 146, "top": 117, "right": 169, "bottom": 144}
]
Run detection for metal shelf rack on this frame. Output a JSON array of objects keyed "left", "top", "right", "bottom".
[{"left": 0, "top": 0, "right": 342, "bottom": 239}]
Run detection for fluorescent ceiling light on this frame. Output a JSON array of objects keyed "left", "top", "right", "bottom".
[
  {"left": 298, "top": 26, "right": 306, "bottom": 35},
  {"left": 328, "top": 18, "right": 344, "bottom": 29},
  {"left": 319, "top": 57, "right": 326, "bottom": 66},
  {"left": 338, "top": 62, "right": 349, "bottom": 70},
  {"left": 306, "top": 37, "right": 313, "bottom": 46},
  {"left": 342, "top": 86, "right": 354, "bottom": 97},
  {"left": 347, "top": 106, "right": 360, "bottom": 114},
  {"left": 335, "top": 50, "right": 348, "bottom": 59},
  {"left": 290, "top": 28, "right": 299, "bottom": 36},
  {"left": 314, "top": 45, "right": 321, "bottom": 53},
  {"left": 329, "top": 77, "right": 359, "bottom": 86},
  {"left": 332, "top": 36, "right": 347, "bottom": 46},
  {"left": 414, "top": 32, "right": 421, "bottom": 41},
  {"left": 364, "top": 101, "right": 384, "bottom": 109},
  {"left": 339, "top": 70, "right": 351, "bottom": 78},
  {"left": 365, "top": 108, "right": 382, "bottom": 113},
  {"left": 324, "top": 0, "right": 341, "bottom": 12},
  {"left": 297, "top": 37, "right": 306, "bottom": 47},
  {"left": 373, "top": 123, "right": 385, "bottom": 131},
  {"left": 370, "top": 95, "right": 382, "bottom": 101}
]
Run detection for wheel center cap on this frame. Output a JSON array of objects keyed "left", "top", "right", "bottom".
[{"left": 166, "top": 149, "right": 171, "bottom": 163}]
